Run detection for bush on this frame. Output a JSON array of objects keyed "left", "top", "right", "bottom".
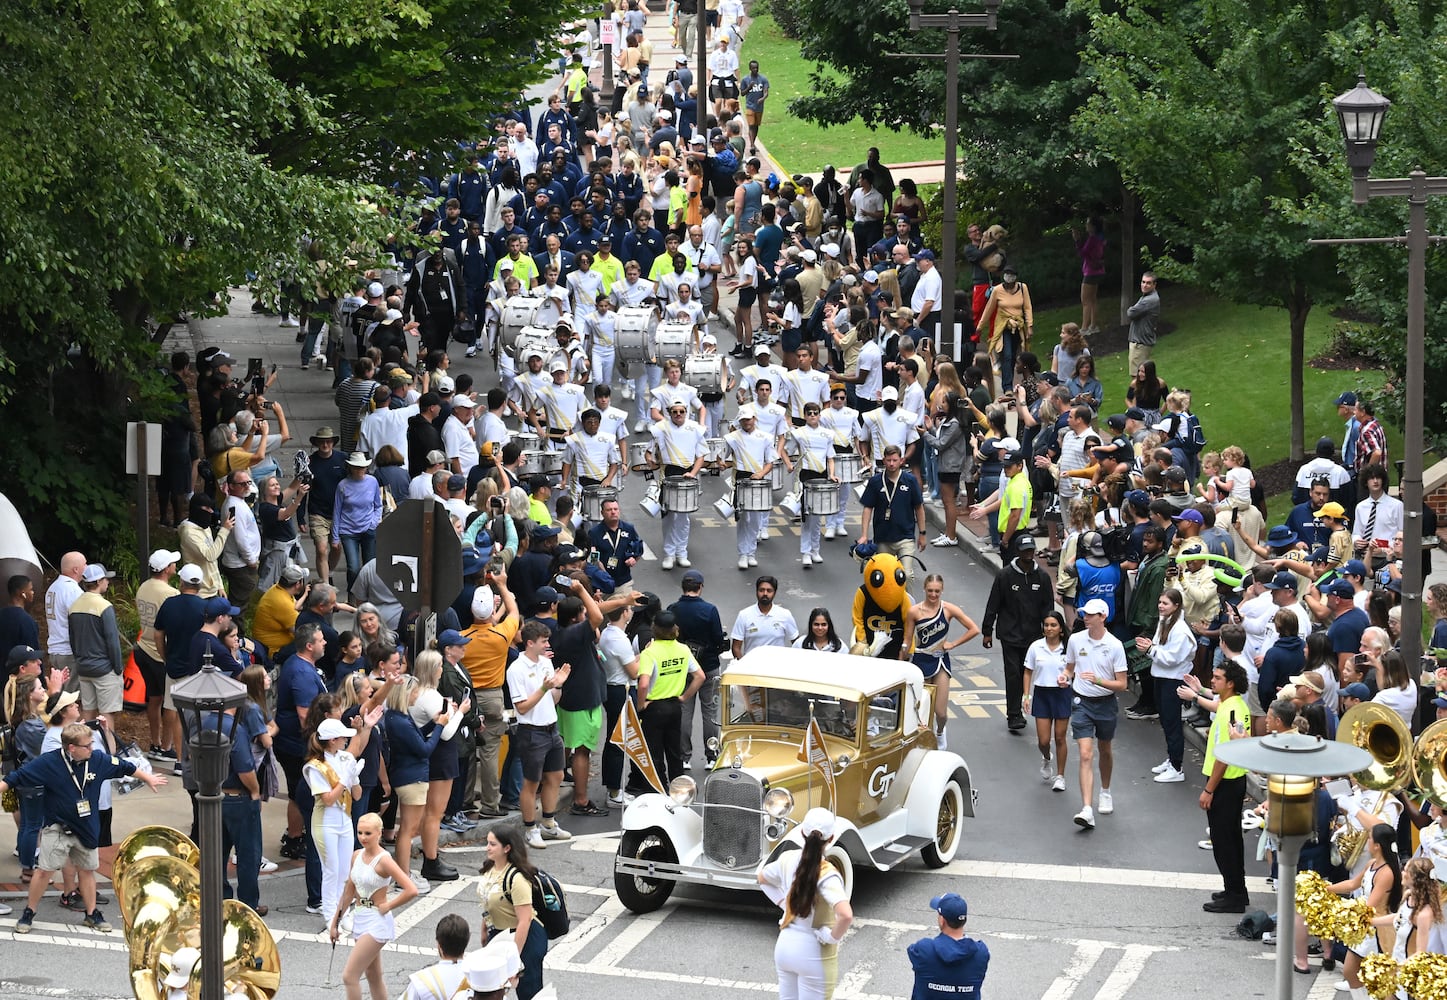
[{"left": 766, "top": 0, "right": 804, "bottom": 39}]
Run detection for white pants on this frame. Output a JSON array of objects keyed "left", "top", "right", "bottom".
[
  {"left": 592, "top": 347, "right": 616, "bottom": 387},
  {"left": 826, "top": 481, "right": 851, "bottom": 533},
  {"left": 704, "top": 399, "right": 725, "bottom": 438},
  {"left": 801, "top": 513, "right": 822, "bottom": 556},
  {"left": 737, "top": 509, "right": 766, "bottom": 557},
  {"left": 633, "top": 364, "right": 662, "bottom": 424},
  {"left": 312, "top": 811, "right": 353, "bottom": 924},
  {"left": 663, "top": 510, "right": 691, "bottom": 558},
  {"left": 775, "top": 925, "right": 835, "bottom": 1000}
]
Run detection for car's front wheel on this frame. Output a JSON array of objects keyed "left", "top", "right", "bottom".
[
  {"left": 615, "top": 829, "right": 678, "bottom": 913},
  {"left": 921, "top": 777, "right": 965, "bottom": 868}
]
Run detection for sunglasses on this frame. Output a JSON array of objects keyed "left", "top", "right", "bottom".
[{"left": 668, "top": 408, "right": 686, "bottom": 414}]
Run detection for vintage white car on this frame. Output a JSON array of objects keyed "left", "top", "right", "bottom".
[{"left": 613, "top": 647, "right": 975, "bottom": 912}]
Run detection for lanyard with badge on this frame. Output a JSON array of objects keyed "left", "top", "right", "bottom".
[{"left": 69, "top": 754, "right": 93, "bottom": 817}]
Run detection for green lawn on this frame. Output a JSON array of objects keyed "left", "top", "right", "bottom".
[
  {"left": 1027, "top": 289, "right": 1405, "bottom": 511},
  {"left": 740, "top": 10, "right": 945, "bottom": 175}
]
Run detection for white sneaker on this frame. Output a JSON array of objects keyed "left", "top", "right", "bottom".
[
  {"left": 802, "top": 554, "right": 812, "bottom": 569},
  {"left": 607, "top": 791, "right": 626, "bottom": 806},
  {"left": 1154, "top": 766, "right": 1186, "bottom": 783},
  {"left": 1151, "top": 758, "right": 1173, "bottom": 774},
  {"left": 1074, "top": 807, "right": 1095, "bottom": 829},
  {"left": 930, "top": 533, "right": 951, "bottom": 546},
  {"left": 465, "top": 346, "right": 478, "bottom": 357},
  {"left": 747, "top": 555, "right": 758, "bottom": 567},
  {"left": 1198, "top": 839, "right": 1213, "bottom": 850},
  {"left": 1098, "top": 790, "right": 1114, "bottom": 815},
  {"left": 738, "top": 556, "right": 749, "bottom": 570},
  {"left": 1334, "top": 982, "right": 1350, "bottom": 993},
  {"left": 633, "top": 421, "right": 647, "bottom": 433},
  {"left": 259, "top": 857, "right": 278, "bottom": 874},
  {"left": 526, "top": 827, "right": 547, "bottom": 850},
  {"left": 810, "top": 550, "right": 822, "bottom": 563},
  {"left": 757, "top": 530, "right": 768, "bottom": 542},
  {"left": 932, "top": 535, "right": 959, "bottom": 547},
  {"left": 1052, "top": 775, "right": 1066, "bottom": 792},
  {"left": 824, "top": 526, "right": 836, "bottom": 539},
  {"left": 661, "top": 555, "right": 675, "bottom": 570},
  {"left": 1040, "top": 759, "right": 1053, "bottom": 782},
  {"left": 935, "top": 726, "right": 948, "bottom": 751},
  {"left": 411, "top": 873, "right": 432, "bottom": 895},
  {"left": 677, "top": 557, "right": 692, "bottom": 568},
  {"left": 540, "top": 822, "right": 572, "bottom": 842}
]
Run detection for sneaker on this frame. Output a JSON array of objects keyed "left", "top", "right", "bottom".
[
  {"left": 14, "top": 907, "right": 34, "bottom": 934},
  {"left": 811, "top": 550, "right": 823, "bottom": 563},
  {"left": 150, "top": 745, "right": 178, "bottom": 761},
  {"left": 757, "top": 530, "right": 768, "bottom": 543},
  {"left": 172, "top": 763, "right": 183, "bottom": 777},
  {"left": 0, "top": 901, "right": 10, "bottom": 915},
  {"left": 60, "top": 891, "right": 86, "bottom": 912},
  {"left": 747, "top": 555, "right": 758, "bottom": 567},
  {"left": 540, "top": 822, "right": 572, "bottom": 841},
  {"left": 1074, "top": 807, "right": 1095, "bottom": 829},
  {"left": 83, "top": 909, "right": 113, "bottom": 933},
  {"left": 1198, "top": 839, "right": 1214, "bottom": 850},
  {"left": 1124, "top": 706, "right": 1159, "bottom": 721},
  {"left": 633, "top": 421, "right": 647, "bottom": 434},
  {"left": 1040, "top": 759, "right": 1053, "bottom": 782},
  {"left": 526, "top": 826, "right": 548, "bottom": 849},
  {"left": 824, "top": 527, "right": 836, "bottom": 540},
  {"left": 258, "top": 857, "right": 278, "bottom": 874},
  {"left": 279, "top": 836, "right": 306, "bottom": 860},
  {"left": 305, "top": 903, "right": 323, "bottom": 914},
  {"left": 1052, "top": 775, "right": 1066, "bottom": 792},
  {"left": 1150, "top": 758, "right": 1173, "bottom": 774},
  {"left": 299, "top": 362, "right": 310, "bottom": 370},
  {"left": 1098, "top": 790, "right": 1114, "bottom": 814},
  {"left": 1334, "top": 981, "right": 1351, "bottom": 993},
  {"left": 465, "top": 346, "right": 478, "bottom": 357},
  {"left": 802, "top": 554, "right": 812, "bottom": 569},
  {"left": 738, "top": 556, "right": 749, "bottom": 570},
  {"left": 441, "top": 815, "right": 469, "bottom": 833},
  {"left": 661, "top": 555, "right": 675, "bottom": 570},
  {"left": 931, "top": 535, "right": 959, "bottom": 547},
  {"left": 1154, "top": 766, "right": 1186, "bottom": 784},
  {"left": 569, "top": 800, "right": 610, "bottom": 817},
  {"left": 677, "top": 557, "right": 692, "bottom": 568},
  {"left": 411, "top": 874, "right": 431, "bottom": 895},
  {"left": 607, "top": 791, "right": 626, "bottom": 807}
]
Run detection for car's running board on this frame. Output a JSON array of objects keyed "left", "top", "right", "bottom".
[{"left": 868, "top": 836, "right": 933, "bottom": 869}]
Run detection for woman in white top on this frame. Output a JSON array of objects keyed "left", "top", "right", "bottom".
[
  {"left": 1378, "top": 857, "right": 1447, "bottom": 977},
  {"left": 757, "top": 808, "right": 854, "bottom": 1000},
  {"left": 306, "top": 717, "right": 364, "bottom": 924},
  {"left": 1136, "top": 587, "right": 1197, "bottom": 785},
  {"left": 411, "top": 650, "right": 469, "bottom": 886},
  {"left": 1023, "top": 611, "right": 1072, "bottom": 792},
  {"left": 329, "top": 812, "right": 418, "bottom": 1000},
  {"left": 1330, "top": 824, "right": 1402, "bottom": 996},
  {"left": 1369, "top": 650, "right": 1418, "bottom": 727}
]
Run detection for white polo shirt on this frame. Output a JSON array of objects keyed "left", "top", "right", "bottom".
[
  {"left": 1065, "top": 630, "right": 1127, "bottom": 699},
  {"left": 507, "top": 654, "right": 559, "bottom": 726},
  {"left": 730, "top": 604, "right": 800, "bottom": 658}
]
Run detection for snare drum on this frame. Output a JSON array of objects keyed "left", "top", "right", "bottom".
[
  {"left": 513, "top": 431, "right": 540, "bottom": 453},
  {"left": 736, "top": 478, "right": 774, "bottom": 512},
  {"left": 833, "top": 452, "right": 862, "bottom": 484},
  {"left": 513, "top": 326, "right": 555, "bottom": 367},
  {"left": 704, "top": 437, "right": 729, "bottom": 468},
  {"left": 534, "top": 450, "right": 563, "bottom": 476},
  {"left": 770, "top": 464, "right": 786, "bottom": 491},
  {"left": 655, "top": 322, "right": 694, "bottom": 363},
  {"left": 803, "top": 480, "right": 841, "bottom": 516},
  {"left": 616, "top": 307, "right": 659, "bottom": 364},
  {"left": 684, "top": 355, "right": 722, "bottom": 394},
  {"left": 661, "top": 476, "right": 700, "bottom": 514},
  {"left": 580, "top": 485, "right": 618, "bottom": 521},
  {"left": 629, "top": 441, "right": 655, "bottom": 472},
  {"left": 499, "top": 297, "right": 541, "bottom": 355},
  {"left": 520, "top": 450, "right": 548, "bottom": 476}
]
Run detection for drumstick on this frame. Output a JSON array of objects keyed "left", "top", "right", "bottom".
[{"left": 324, "top": 941, "right": 338, "bottom": 986}]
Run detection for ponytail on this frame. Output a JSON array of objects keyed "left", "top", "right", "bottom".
[{"left": 785, "top": 832, "right": 829, "bottom": 922}]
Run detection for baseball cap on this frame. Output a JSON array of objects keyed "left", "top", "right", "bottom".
[
  {"left": 1318, "top": 501, "right": 1346, "bottom": 520},
  {"left": 801, "top": 249, "right": 817, "bottom": 263},
  {"left": 555, "top": 545, "right": 586, "bottom": 564},
  {"left": 1172, "top": 509, "right": 1204, "bottom": 525},
  {"left": 930, "top": 893, "right": 968, "bottom": 921},
  {"left": 1105, "top": 413, "right": 1127, "bottom": 432},
  {"left": 178, "top": 564, "right": 204, "bottom": 585},
  {"left": 1308, "top": 545, "right": 1331, "bottom": 563},
  {"left": 799, "top": 807, "right": 836, "bottom": 838},
  {"left": 316, "top": 719, "right": 358, "bottom": 741},
  {"left": 681, "top": 569, "right": 704, "bottom": 587},
  {"left": 1289, "top": 672, "right": 1325, "bottom": 695},
  {"left": 549, "top": 358, "right": 569, "bottom": 374},
  {"left": 1323, "top": 579, "right": 1355, "bottom": 599},
  {"left": 1341, "top": 558, "right": 1369, "bottom": 579},
  {"left": 862, "top": 269, "right": 879, "bottom": 283},
  {"left": 1125, "top": 407, "right": 1146, "bottom": 421},
  {"left": 450, "top": 395, "right": 476, "bottom": 410},
  {"left": 915, "top": 249, "right": 936, "bottom": 262},
  {"left": 447, "top": 474, "right": 467, "bottom": 491},
  {"left": 702, "top": 333, "right": 718, "bottom": 346},
  {"left": 1124, "top": 489, "right": 1151, "bottom": 510},
  {"left": 204, "top": 596, "right": 241, "bottom": 619},
  {"left": 279, "top": 564, "right": 307, "bottom": 585},
  {"left": 426, "top": 449, "right": 447, "bottom": 467},
  {"left": 81, "top": 563, "right": 115, "bottom": 583},
  {"left": 531, "top": 524, "right": 561, "bottom": 542},
  {"left": 535, "top": 586, "right": 562, "bottom": 606},
  {"left": 1163, "top": 465, "right": 1188, "bottom": 482},
  {"left": 1334, "top": 391, "right": 1358, "bottom": 406},
  {"left": 755, "top": 343, "right": 773, "bottom": 357},
  {"left": 1265, "top": 571, "right": 1299, "bottom": 592},
  {"left": 384, "top": 308, "right": 403, "bottom": 322},
  {"left": 1011, "top": 534, "right": 1037, "bottom": 552},
  {"left": 1343, "top": 683, "right": 1372, "bottom": 701},
  {"left": 1080, "top": 598, "right": 1110, "bottom": 617},
  {"left": 149, "top": 549, "right": 181, "bottom": 572},
  {"left": 434, "top": 374, "right": 455, "bottom": 393},
  {"left": 7, "top": 645, "right": 42, "bottom": 670},
  {"left": 366, "top": 281, "right": 385, "bottom": 298},
  {"left": 436, "top": 628, "right": 472, "bottom": 647},
  {"left": 881, "top": 386, "right": 900, "bottom": 401}
]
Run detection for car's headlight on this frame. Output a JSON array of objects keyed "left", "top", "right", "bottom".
[
  {"left": 763, "top": 787, "right": 794, "bottom": 818},
  {"left": 668, "top": 775, "right": 697, "bottom": 806}
]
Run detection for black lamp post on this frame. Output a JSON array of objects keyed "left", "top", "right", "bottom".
[
  {"left": 170, "top": 652, "right": 248, "bottom": 1000},
  {"left": 1329, "top": 74, "right": 1433, "bottom": 676},
  {"left": 1213, "top": 733, "right": 1370, "bottom": 1000}
]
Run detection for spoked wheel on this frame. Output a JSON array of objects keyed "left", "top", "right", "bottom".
[
  {"left": 922, "top": 778, "right": 964, "bottom": 868},
  {"left": 614, "top": 829, "right": 678, "bottom": 913}
]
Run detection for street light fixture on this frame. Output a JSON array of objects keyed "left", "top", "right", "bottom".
[
  {"left": 1213, "top": 733, "right": 1371, "bottom": 1000},
  {"left": 170, "top": 652, "right": 249, "bottom": 1000},
  {"left": 1326, "top": 73, "right": 1436, "bottom": 676}
]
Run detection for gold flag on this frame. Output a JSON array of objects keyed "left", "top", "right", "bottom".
[
  {"left": 796, "top": 716, "right": 836, "bottom": 809},
  {"left": 610, "top": 697, "right": 665, "bottom": 795}
]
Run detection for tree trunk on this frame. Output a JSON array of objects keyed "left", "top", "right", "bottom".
[
  {"left": 1287, "top": 281, "right": 1310, "bottom": 464},
  {"left": 1118, "top": 185, "right": 1136, "bottom": 329}
]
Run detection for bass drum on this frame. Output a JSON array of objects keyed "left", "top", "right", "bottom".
[
  {"left": 616, "top": 307, "right": 659, "bottom": 364},
  {"left": 655, "top": 323, "right": 695, "bottom": 364},
  {"left": 498, "top": 296, "right": 542, "bottom": 355},
  {"left": 803, "top": 480, "right": 841, "bottom": 516},
  {"left": 513, "top": 326, "right": 556, "bottom": 367},
  {"left": 684, "top": 355, "right": 722, "bottom": 395}
]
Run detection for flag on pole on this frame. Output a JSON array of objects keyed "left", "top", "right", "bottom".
[
  {"left": 796, "top": 716, "right": 835, "bottom": 808},
  {"left": 609, "top": 697, "right": 665, "bottom": 794}
]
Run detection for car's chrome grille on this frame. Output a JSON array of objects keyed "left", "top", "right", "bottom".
[{"left": 702, "top": 770, "right": 763, "bottom": 867}]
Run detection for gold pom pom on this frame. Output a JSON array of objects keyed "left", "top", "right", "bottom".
[
  {"left": 1401, "top": 951, "right": 1447, "bottom": 1000},
  {"left": 1359, "top": 954, "right": 1400, "bottom": 1000}
]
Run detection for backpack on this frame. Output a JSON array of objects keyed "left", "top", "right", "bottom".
[
  {"left": 1179, "top": 412, "right": 1206, "bottom": 456},
  {"left": 1099, "top": 514, "right": 1134, "bottom": 566},
  {"left": 506, "top": 866, "right": 570, "bottom": 939}
]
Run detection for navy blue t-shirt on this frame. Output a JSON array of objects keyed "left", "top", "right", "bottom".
[
  {"left": 275, "top": 655, "right": 328, "bottom": 758},
  {"left": 155, "top": 593, "right": 206, "bottom": 678}
]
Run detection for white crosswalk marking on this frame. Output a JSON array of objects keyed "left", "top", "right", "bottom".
[{"left": 1040, "top": 941, "right": 1107, "bottom": 1000}]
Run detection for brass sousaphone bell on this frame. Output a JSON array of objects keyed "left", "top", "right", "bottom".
[
  {"left": 114, "top": 825, "right": 280, "bottom": 1000},
  {"left": 1333, "top": 704, "right": 1447, "bottom": 868}
]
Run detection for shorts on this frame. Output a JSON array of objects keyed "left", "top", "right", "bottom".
[
  {"left": 706, "top": 9, "right": 719, "bottom": 25},
  {"left": 1070, "top": 695, "right": 1118, "bottom": 741},
  {"left": 351, "top": 906, "right": 397, "bottom": 942},
  {"left": 738, "top": 286, "right": 758, "bottom": 309},
  {"left": 1082, "top": 274, "right": 1103, "bottom": 286},
  {"left": 911, "top": 651, "right": 951, "bottom": 680},
  {"left": 938, "top": 472, "right": 961, "bottom": 486},
  {"left": 395, "top": 781, "right": 429, "bottom": 806},
  {"left": 134, "top": 649, "right": 165, "bottom": 700},
  {"left": 277, "top": 750, "right": 304, "bottom": 801},
  {"left": 308, "top": 514, "right": 335, "bottom": 553},
  {"left": 709, "top": 76, "right": 739, "bottom": 100},
  {"left": 745, "top": 108, "right": 763, "bottom": 127},
  {"left": 78, "top": 672, "right": 123, "bottom": 714},
  {"left": 428, "top": 734, "right": 461, "bottom": 781},
  {"left": 1031, "top": 685, "right": 1073, "bottom": 720},
  {"left": 40, "top": 825, "right": 98, "bottom": 872},
  {"left": 557, "top": 706, "right": 603, "bottom": 751},
  {"left": 516, "top": 724, "right": 566, "bottom": 783}
]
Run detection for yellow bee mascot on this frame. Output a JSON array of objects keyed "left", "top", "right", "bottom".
[{"left": 849, "top": 543, "right": 911, "bottom": 659}]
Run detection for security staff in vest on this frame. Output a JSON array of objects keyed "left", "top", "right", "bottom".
[
  {"left": 627, "top": 611, "right": 705, "bottom": 795},
  {"left": 908, "top": 893, "right": 990, "bottom": 1000}
]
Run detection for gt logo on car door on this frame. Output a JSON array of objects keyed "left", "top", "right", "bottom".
[{"left": 868, "top": 763, "right": 897, "bottom": 799}]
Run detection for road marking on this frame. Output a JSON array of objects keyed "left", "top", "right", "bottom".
[
  {"left": 931, "top": 858, "right": 1273, "bottom": 894},
  {"left": 1040, "top": 941, "right": 1106, "bottom": 1000},
  {"left": 834, "top": 958, "right": 878, "bottom": 998},
  {"left": 1092, "top": 943, "right": 1155, "bottom": 1000},
  {"left": 543, "top": 893, "right": 629, "bottom": 965},
  {"left": 591, "top": 907, "right": 668, "bottom": 966},
  {"left": 393, "top": 871, "right": 476, "bottom": 936}
]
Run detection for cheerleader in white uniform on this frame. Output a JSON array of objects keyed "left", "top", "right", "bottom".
[
  {"left": 330, "top": 812, "right": 419, "bottom": 1000},
  {"left": 1372, "top": 858, "right": 1447, "bottom": 999},
  {"left": 307, "top": 717, "right": 365, "bottom": 924},
  {"left": 1328, "top": 824, "right": 1401, "bottom": 1000},
  {"left": 758, "top": 808, "right": 854, "bottom": 1000}
]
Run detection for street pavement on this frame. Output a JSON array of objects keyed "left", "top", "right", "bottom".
[{"left": 0, "top": 289, "right": 1300, "bottom": 999}]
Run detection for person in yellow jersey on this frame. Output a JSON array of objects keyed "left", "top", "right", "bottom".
[
  {"left": 592, "top": 236, "right": 625, "bottom": 294},
  {"left": 1177, "top": 660, "right": 1251, "bottom": 913},
  {"left": 626, "top": 611, "right": 704, "bottom": 797}
]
